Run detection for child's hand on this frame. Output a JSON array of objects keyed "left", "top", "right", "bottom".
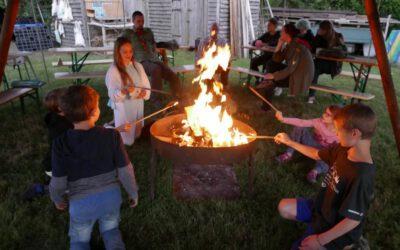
[
  {"left": 300, "top": 234, "right": 324, "bottom": 250},
  {"left": 274, "top": 133, "right": 291, "bottom": 145},
  {"left": 116, "top": 123, "right": 132, "bottom": 132},
  {"left": 55, "top": 201, "right": 67, "bottom": 211},
  {"left": 137, "top": 89, "right": 147, "bottom": 99},
  {"left": 127, "top": 86, "right": 135, "bottom": 94},
  {"left": 264, "top": 73, "right": 274, "bottom": 80},
  {"left": 129, "top": 197, "right": 138, "bottom": 208},
  {"left": 275, "top": 111, "right": 284, "bottom": 122},
  {"left": 255, "top": 40, "right": 264, "bottom": 48}
]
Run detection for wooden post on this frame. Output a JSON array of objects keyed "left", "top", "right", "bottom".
[
  {"left": 364, "top": 0, "right": 400, "bottom": 157},
  {"left": 0, "top": 0, "right": 19, "bottom": 88}
]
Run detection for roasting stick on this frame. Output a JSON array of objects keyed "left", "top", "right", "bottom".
[
  {"left": 134, "top": 86, "right": 172, "bottom": 96},
  {"left": 242, "top": 82, "right": 280, "bottom": 112},
  {"left": 246, "top": 135, "right": 275, "bottom": 140},
  {"left": 132, "top": 101, "right": 179, "bottom": 125},
  {"left": 248, "top": 86, "right": 280, "bottom": 112}
]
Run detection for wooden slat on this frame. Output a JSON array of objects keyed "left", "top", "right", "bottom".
[
  {"left": 54, "top": 71, "right": 106, "bottom": 80},
  {"left": 0, "top": 88, "right": 33, "bottom": 105},
  {"left": 52, "top": 59, "right": 113, "bottom": 67},
  {"left": 172, "top": 64, "right": 195, "bottom": 73},
  {"left": 309, "top": 85, "right": 375, "bottom": 100}
]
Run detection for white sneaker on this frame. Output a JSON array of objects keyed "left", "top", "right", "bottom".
[
  {"left": 307, "top": 96, "right": 316, "bottom": 104},
  {"left": 274, "top": 87, "right": 283, "bottom": 96}
]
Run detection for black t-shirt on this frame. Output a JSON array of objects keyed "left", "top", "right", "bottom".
[
  {"left": 313, "top": 145, "right": 375, "bottom": 249},
  {"left": 253, "top": 31, "right": 280, "bottom": 47}
]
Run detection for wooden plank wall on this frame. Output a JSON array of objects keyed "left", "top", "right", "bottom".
[
  {"left": 147, "top": 0, "right": 173, "bottom": 42},
  {"left": 60, "top": 0, "right": 89, "bottom": 47}
]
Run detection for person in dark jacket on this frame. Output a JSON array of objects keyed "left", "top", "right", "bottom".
[
  {"left": 249, "top": 18, "right": 280, "bottom": 83},
  {"left": 42, "top": 88, "right": 73, "bottom": 177},
  {"left": 259, "top": 23, "right": 314, "bottom": 111},
  {"left": 296, "top": 19, "right": 314, "bottom": 51},
  {"left": 308, "top": 21, "right": 347, "bottom": 104}
]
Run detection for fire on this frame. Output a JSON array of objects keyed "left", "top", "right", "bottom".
[{"left": 178, "top": 43, "right": 249, "bottom": 147}]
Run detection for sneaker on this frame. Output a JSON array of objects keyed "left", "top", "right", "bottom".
[
  {"left": 307, "top": 170, "right": 318, "bottom": 183},
  {"left": 274, "top": 87, "right": 283, "bottom": 96},
  {"left": 307, "top": 96, "right": 316, "bottom": 104},
  {"left": 275, "top": 152, "right": 293, "bottom": 164}
]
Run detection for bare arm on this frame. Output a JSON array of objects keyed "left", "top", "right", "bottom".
[
  {"left": 275, "top": 133, "right": 320, "bottom": 160},
  {"left": 319, "top": 218, "right": 361, "bottom": 246}
]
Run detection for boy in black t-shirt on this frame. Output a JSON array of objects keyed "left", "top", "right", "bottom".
[{"left": 274, "top": 103, "right": 377, "bottom": 250}]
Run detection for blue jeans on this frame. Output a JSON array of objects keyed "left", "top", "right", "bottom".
[
  {"left": 286, "top": 127, "right": 329, "bottom": 174},
  {"left": 291, "top": 198, "right": 315, "bottom": 250},
  {"left": 69, "top": 187, "right": 125, "bottom": 250}
]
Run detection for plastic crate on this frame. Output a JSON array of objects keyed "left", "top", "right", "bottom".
[{"left": 14, "top": 23, "right": 53, "bottom": 51}]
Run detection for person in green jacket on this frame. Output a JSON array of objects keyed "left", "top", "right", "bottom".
[
  {"left": 121, "top": 11, "right": 181, "bottom": 101},
  {"left": 260, "top": 23, "right": 314, "bottom": 111}
]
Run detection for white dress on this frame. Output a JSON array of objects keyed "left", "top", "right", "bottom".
[{"left": 105, "top": 61, "right": 151, "bottom": 145}]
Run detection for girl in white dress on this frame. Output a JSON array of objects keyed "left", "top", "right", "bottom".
[{"left": 106, "top": 37, "right": 151, "bottom": 145}]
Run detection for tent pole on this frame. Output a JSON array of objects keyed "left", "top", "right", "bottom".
[
  {"left": 365, "top": 0, "right": 400, "bottom": 157},
  {"left": 0, "top": 0, "right": 19, "bottom": 88},
  {"left": 30, "top": 0, "right": 50, "bottom": 85}
]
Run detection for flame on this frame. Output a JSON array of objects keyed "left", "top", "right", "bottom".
[{"left": 179, "top": 43, "right": 249, "bottom": 147}]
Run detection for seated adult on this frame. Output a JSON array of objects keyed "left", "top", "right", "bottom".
[
  {"left": 249, "top": 18, "right": 280, "bottom": 83},
  {"left": 195, "top": 23, "right": 229, "bottom": 86},
  {"left": 121, "top": 11, "right": 181, "bottom": 100},
  {"left": 260, "top": 23, "right": 314, "bottom": 110},
  {"left": 295, "top": 19, "right": 314, "bottom": 51},
  {"left": 308, "top": 20, "right": 347, "bottom": 104}
]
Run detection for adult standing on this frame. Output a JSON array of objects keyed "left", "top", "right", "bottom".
[
  {"left": 195, "top": 23, "right": 230, "bottom": 86},
  {"left": 105, "top": 37, "right": 151, "bottom": 145},
  {"left": 121, "top": 11, "right": 181, "bottom": 101}
]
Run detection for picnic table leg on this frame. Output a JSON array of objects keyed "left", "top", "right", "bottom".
[{"left": 350, "top": 63, "right": 371, "bottom": 103}]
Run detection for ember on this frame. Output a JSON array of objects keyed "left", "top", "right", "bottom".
[{"left": 173, "top": 42, "right": 249, "bottom": 147}]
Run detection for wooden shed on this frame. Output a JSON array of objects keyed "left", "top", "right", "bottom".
[{"left": 58, "top": 0, "right": 261, "bottom": 56}]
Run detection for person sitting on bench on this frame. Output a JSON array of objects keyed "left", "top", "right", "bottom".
[
  {"left": 308, "top": 20, "right": 347, "bottom": 104},
  {"left": 295, "top": 19, "right": 314, "bottom": 51},
  {"left": 249, "top": 18, "right": 280, "bottom": 84},
  {"left": 260, "top": 23, "right": 314, "bottom": 111},
  {"left": 121, "top": 11, "right": 181, "bottom": 102},
  {"left": 195, "top": 23, "right": 230, "bottom": 87}
]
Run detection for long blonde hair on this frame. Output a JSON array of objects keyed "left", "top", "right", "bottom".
[{"left": 113, "top": 37, "right": 135, "bottom": 87}]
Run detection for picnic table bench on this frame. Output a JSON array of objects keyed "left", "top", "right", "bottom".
[{"left": 0, "top": 87, "right": 35, "bottom": 113}]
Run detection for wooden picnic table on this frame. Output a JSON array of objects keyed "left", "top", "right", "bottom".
[
  {"left": 49, "top": 46, "right": 113, "bottom": 84},
  {"left": 315, "top": 54, "right": 378, "bottom": 103}
]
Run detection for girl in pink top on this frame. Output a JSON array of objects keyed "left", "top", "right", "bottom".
[{"left": 275, "top": 105, "right": 341, "bottom": 183}]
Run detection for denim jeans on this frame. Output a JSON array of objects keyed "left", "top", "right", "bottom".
[
  {"left": 69, "top": 187, "right": 125, "bottom": 250},
  {"left": 286, "top": 127, "right": 329, "bottom": 174}
]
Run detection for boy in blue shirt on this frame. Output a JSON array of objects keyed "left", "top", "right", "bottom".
[{"left": 49, "top": 85, "right": 138, "bottom": 250}]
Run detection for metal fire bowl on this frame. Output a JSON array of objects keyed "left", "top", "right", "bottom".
[{"left": 150, "top": 114, "right": 257, "bottom": 165}]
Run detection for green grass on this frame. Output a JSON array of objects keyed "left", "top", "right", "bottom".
[{"left": 0, "top": 50, "right": 399, "bottom": 249}]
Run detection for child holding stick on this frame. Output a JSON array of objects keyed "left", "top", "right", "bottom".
[
  {"left": 49, "top": 86, "right": 138, "bottom": 249},
  {"left": 274, "top": 103, "right": 377, "bottom": 249},
  {"left": 275, "top": 105, "right": 341, "bottom": 183}
]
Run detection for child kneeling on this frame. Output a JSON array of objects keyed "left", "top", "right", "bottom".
[
  {"left": 275, "top": 105, "right": 341, "bottom": 183},
  {"left": 275, "top": 103, "right": 376, "bottom": 249},
  {"left": 49, "top": 86, "right": 138, "bottom": 250}
]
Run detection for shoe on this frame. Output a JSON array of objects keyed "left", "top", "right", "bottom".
[
  {"left": 274, "top": 87, "right": 283, "bottom": 96},
  {"left": 275, "top": 152, "right": 293, "bottom": 164},
  {"left": 307, "top": 96, "right": 316, "bottom": 104},
  {"left": 307, "top": 170, "right": 318, "bottom": 183}
]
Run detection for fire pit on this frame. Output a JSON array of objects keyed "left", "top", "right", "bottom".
[{"left": 148, "top": 39, "right": 257, "bottom": 200}]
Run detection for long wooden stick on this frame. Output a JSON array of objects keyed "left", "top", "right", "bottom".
[
  {"left": 246, "top": 135, "right": 275, "bottom": 140},
  {"left": 247, "top": 85, "right": 280, "bottom": 112},
  {"left": 134, "top": 86, "right": 172, "bottom": 96},
  {"left": 133, "top": 101, "right": 179, "bottom": 125}
]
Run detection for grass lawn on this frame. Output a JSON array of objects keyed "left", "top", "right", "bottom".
[{"left": 0, "top": 50, "right": 399, "bottom": 249}]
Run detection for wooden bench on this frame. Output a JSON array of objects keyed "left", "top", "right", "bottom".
[
  {"left": 172, "top": 64, "right": 195, "bottom": 74},
  {"left": 54, "top": 71, "right": 107, "bottom": 80},
  {"left": 0, "top": 87, "right": 35, "bottom": 113},
  {"left": 52, "top": 58, "right": 113, "bottom": 67},
  {"left": 309, "top": 85, "right": 375, "bottom": 101}
]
